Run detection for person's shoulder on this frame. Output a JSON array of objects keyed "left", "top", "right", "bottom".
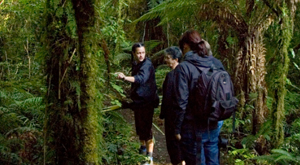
[
  {"left": 179, "top": 60, "right": 192, "bottom": 67},
  {"left": 145, "top": 58, "right": 153, "bottom": 64},
  {"left": 211, "top": 56, "right": 220, "bottom": 62},
  {"left": 143, "top": 58, "right": 154, "bottom": 66},
  {"left": 164, "top": 71, "right": 172, "bottom": 81},
  {"left": 211, "top": 57, "right": 225, "bottom": 70},
  {"left": 180, "top": 60, "right": 196, "bottom": 69},
  {"left": 167, "top": 69, "right": 176, "bottom": 77},
  {"left": 174, "top": 61, "right": 193, "bottom": 74},
  {"left": 140, "top": 58, "right": 153, "bottom": 68}
]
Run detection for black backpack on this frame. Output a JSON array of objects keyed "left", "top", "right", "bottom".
[{"left": 192, "top": 64, "right": 239, "bottom": 123}]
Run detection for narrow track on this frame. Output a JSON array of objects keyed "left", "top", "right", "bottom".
[{"left": 119, "top": 108, "right": 172, "bottom": 165}]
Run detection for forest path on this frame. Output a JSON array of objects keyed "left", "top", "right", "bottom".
[{"left": 119, "top": 108, "right": 172, "bottom": 165}]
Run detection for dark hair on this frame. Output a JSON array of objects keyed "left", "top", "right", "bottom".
[
  {"left": 165, "top": 46, "right": 182, "bottom": 61},
  {"left": 132, "top": 42, "right": 144, "bottom": 53},
  {"left": 179, "top": 30, "right": 208, "bottom": 57},
  {"left": 131, "top": 42, "right": 145, "bottom": 62}
]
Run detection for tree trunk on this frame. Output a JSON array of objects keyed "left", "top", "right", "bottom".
[
  {"left": 44, "top": 0, "right": 100, "bottom": 164},
  {"left": 72, "top": 0, "right": 100, "bottom": 163},
  {"left": 269, "top": 3, "right": 293, "bottom": 148},
  {"left": 234, "top": 31, "right": 268, "bottom": 135},
  {"left": 100, "top": 38, "right": 111, "bottom": 88}
]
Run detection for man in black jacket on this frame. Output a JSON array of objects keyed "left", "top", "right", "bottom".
[{"left": 173, "top": 30, "right": 224, "bottom": 165}]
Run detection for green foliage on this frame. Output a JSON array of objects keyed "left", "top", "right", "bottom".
[
  {"left": 155, "top": 65, "right": 170, "bottom": 93},
  {"left": 0, "top": 0, "right": 44, "bottom": 83},
  {"left": 227, "top": 146, "right": 257, "bottom": 165},
  {"left": 102, "top": 111, "right": 142, "bottom": 165},
  {"left": 0, "top": 0, "right": 46, "bottom": 163},
  {"left": 134, "top": 0, "right": 198, "bottom": 26},
  {"left": 255, "top": 79, "right": 300, "bottom": 164},
  {"left": 0, "top": 84, "right": 45, "bottom": 164},
  {"left": 262, "top": 149, "right": 300, "bottom": 164},
  {"left": 148, "top": 0, "right": 164, "bottom": 9},
  {"left": 266, "top": 3, "right": 293, "bottom": 148},
  {"left": 255, "top": 147, "right": 300, "bottom": 164},
  {"left": 97, "top": 0, "right": 132, "bottom": 58}
]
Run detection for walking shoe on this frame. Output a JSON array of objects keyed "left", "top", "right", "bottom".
[
  {"left": 139, "top": 148, "right": 147, "bottom": 155},
  {"left": 140, "top": 156, "right": 153, "bottom": 165}
]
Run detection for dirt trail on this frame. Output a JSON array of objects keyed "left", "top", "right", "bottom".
[{"left": 119, "top": 108, "right": 172, "bottom": 165}]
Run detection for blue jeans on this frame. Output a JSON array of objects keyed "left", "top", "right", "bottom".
[{"left": 200, "top": 121, "right": 223, "bottom": 165}]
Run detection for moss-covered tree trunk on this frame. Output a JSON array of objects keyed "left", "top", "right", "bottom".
[
  {"left": 72, "top": 0, "right": 99, "bottom": 163},
  {"left": 44, "top": 0, "right": 100, "bottom": 164},
  {"left": 269, "top": 2, "right": 294, "bottom": 148}
]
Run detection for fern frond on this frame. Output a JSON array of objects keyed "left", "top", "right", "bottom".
[
  {"left": 113, "top": 52, "right": 131, "bottom": 64},
  {"left": 0, "top": 90, "right": 8, "bottom": 100},
  {"left": 144, "top": 40, "right": 162, "bottom": 53},
  {"left": 133, "top": 0, "right": 198, "bottom": 25},
  {"left": 255, "top": 148, "right": 300, "bottom": 164},
  {"left": 134, "top": 0, "right": 248, "bottom": 35},
  {"left": 15, "top": 97, "right": 43, "bottom": 109},
  {"left": 5, "top": 126, "right": 38, "bottom": 137}
]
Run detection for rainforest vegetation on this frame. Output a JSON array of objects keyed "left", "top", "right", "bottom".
[{"left": 1, "top": 0, "right": 300, "bottom": 164}]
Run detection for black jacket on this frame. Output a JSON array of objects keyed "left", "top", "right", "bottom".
[
  {"left": 160, "top": 69, "right": 176, "bottom": 119},
  {"left": 130, "top": 58, "right": 158, "bottom": 106},
  {"left": 173, "top": 51, "right": 224, "bottom": 134}
]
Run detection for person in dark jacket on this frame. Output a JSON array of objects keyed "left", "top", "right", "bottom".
[
  {"left": 173, "top": 30, "right": 224, "bottom": 165},
  {"left": 117, "top": 43, "right": 158, "bottom": 165},
  {"left": 160, "top": 46, "right": 185, "bottom": 165},
  {"left": 199, "top": 40, "right": 224, "bottom": 165}
]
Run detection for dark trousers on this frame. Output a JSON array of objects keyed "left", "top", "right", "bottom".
[
  {"left": 165, "top": 116, "right": 182, "bottom": 164},
  {"left": 133, "top": 105, "right": 154, "bottom": 141},
  {"left": 180, "top": 123, "right": 197, "bottom": 165}
]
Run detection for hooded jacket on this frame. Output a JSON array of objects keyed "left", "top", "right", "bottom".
[
  {"left": 130, "top": 57, "right": 158, "bottom": 106},
  {"left": 173, "top": 51, "right": 225, "bottom": 134}
]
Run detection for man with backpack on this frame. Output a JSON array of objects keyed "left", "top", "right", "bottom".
[
  {"left": 174, "top": 30, "right": 237, "bottom": 165},
  {"left": 199, "top": 40, "right": 224, "bottom": 165}
]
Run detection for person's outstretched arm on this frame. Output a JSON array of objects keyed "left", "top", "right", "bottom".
[{"left": 117, "top": 72, "right": 135, "bottom": 83}]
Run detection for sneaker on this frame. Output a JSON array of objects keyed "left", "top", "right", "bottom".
[
  {"left": 140, "top": 156, "right": 153, "bottom": 165},
  {"left": 139, "top": 148, "right": 147, "bottom": 155}
]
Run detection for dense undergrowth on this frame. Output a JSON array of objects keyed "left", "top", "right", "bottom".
[{"left": 0, "top": 80, "right": 144, "bottom": 165}]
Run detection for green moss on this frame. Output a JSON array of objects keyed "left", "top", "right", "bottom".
[
  {"left": 43, "top": 0, "right": 103, "bottom": 164},
  {"left": 269, "top": 4, "right": 293, "bottom": 148}
]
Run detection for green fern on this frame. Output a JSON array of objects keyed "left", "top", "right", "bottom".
[{"left": 255, "top": 149, "right": 300, "bottom": 164}]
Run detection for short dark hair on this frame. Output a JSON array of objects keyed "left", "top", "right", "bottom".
[
  {"left": 179, "top": 30, "right": 208, "bottom": 57},
  {"left": 132, "top": 42, "right": 144, "bottom": 53},
  {"left": 165, "top": 46, "right": 182, "bottom": 61}
]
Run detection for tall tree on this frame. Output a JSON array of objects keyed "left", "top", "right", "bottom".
[
  {"left": 43, "top": 0, "right": 101, "bottom": 164},
  {"left": 265, "top": 0, "right": 298, "bottom": 148}
]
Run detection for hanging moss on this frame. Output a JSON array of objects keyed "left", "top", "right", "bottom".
[{"left": 268, "top": 4, "right": 293, "bottom": 148}]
